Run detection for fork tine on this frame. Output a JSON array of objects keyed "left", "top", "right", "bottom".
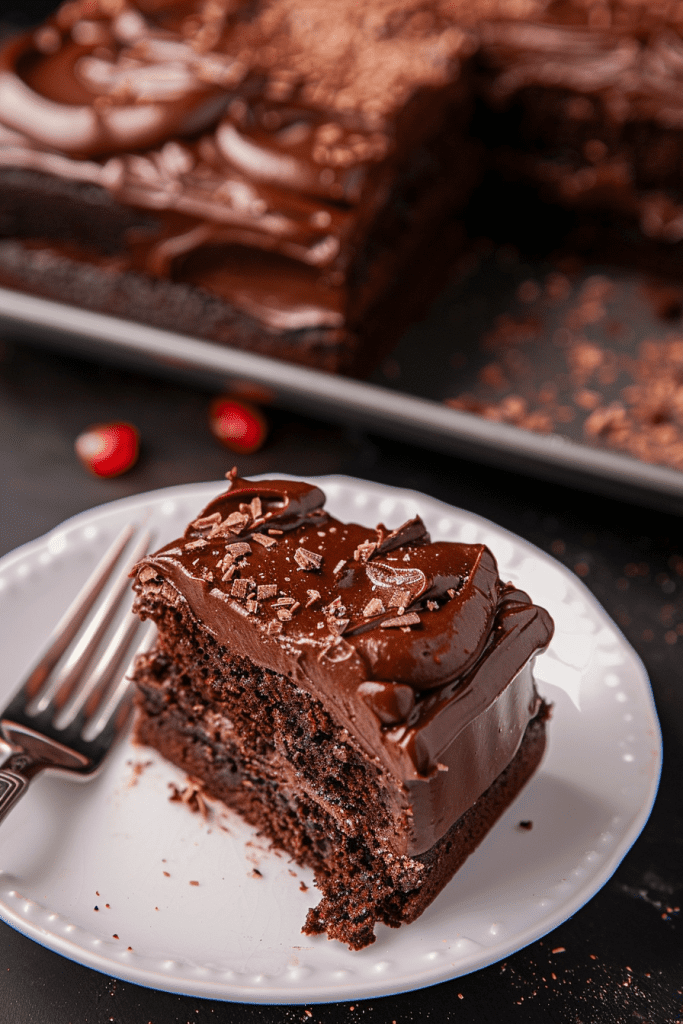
[
  {"left": 31, "top": 528, "right": 152, "bottom": 716},
  {"left": 0, "top": 529, "right": 157, "bottom": 825},
  {"left": 15, "top": 523, "right": 136, "bottom": 706},
  {"left": 80, "top": 620, "right": 157, "bottom": 746},
  {"left": 54, "top": 608, "right": 141, "bottom": 730}
]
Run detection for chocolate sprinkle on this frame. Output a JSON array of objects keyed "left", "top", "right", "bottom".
[
  {"left": 190, "top": 513, "right": 221, "bottom": 533},
  {"left": 354, "top": 540, "right": 377, "bottom": 563},
  {"left": 252, "top": 532, "right": 277, "bottom": 548},
  {"left": 225, "top": 541, "right": 252, "bottom": 557},
  {"left": 381, "top": 612, "right": 421, "bottom": 629},
  {"left": 363, "top": 597, "right": 385, "bottom": 617},
  {"left": 231, "top": 578, "right": 254, "bottom": 599},
  {"left": 294, "top": 547, "right": 323, "bottom": 571},
  {"left": 375, "top": 517, "right": 430, "bottom": 556}
]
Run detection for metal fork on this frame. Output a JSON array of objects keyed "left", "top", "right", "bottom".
[{"left": 0, "top": 524, "right": 156, "bottom": 824}]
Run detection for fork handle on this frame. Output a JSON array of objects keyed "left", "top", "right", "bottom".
[{"left": 0, "top": 754, "right": 46, "bottom": 825}]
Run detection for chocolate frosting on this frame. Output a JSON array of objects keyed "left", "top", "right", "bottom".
[{"left": 133, "top": 474, "right": 553, "bottom": 854}]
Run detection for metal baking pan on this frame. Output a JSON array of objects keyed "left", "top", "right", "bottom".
[{"left": 2, "top": 245, "right": 683, "bottom": 515}]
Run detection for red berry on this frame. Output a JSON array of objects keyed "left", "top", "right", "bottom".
[
  {"left": 75, "top": 422, "right": 139, "bottom": 478},
  {"left": 209, "top": 397, "right": 267, "bottom": 454}
]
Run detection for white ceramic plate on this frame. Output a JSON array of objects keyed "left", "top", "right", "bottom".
[{"left": 0, "top": 476, "right": 661, "bottom": 1003}]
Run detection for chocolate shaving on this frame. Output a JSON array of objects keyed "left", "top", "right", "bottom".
[
  {"left": 138, "top": 565, "right": 158, "bottom": 583},
  {"left": 363, "top": 597, "right": 385, "bottom": 617},
  {"left": 305, "top": 589, "right": 321, "bottom": 607},
  {"left": 231, "top": 578, "right": 255, "bottom": 600},
  {"left": 374, "top": 516, "right": 430, "bottom": 556},
  {"left": 427, "top": 600, "right": 439, "bottom": 611},
  {"left": 387, "top": 588, "right": 410, "bottom": 609},
  {"left": 275, "top": 596, "right": 296, "bottom": 606},
  {"left": 189, "top": 513, "right": 221, "bottom": 533},
  {"left": 229, "top": 598, "right": 252, "bottom": 618},
  {"left": 208, "top": 520, "right": 239, "bottom": 538},
  {"left": 246, "top": 598, "right": 259, "bottom": 614},
  {"left": 225, "top": 511, "right": 249, "bottom": 531},
  {"left": 266, "top": 619, "right": 283, "bottom": 634},
  {"left": 250, "top": 496, "right": 262, "bottom": 519},
  {"left": 185, "top": 539, "right": 208, "bottom": 550},
  {"left": 251, "top": 532, "right": 277, "bottom": 549},
  {"left": 257, "top": 584, "right": 278, "bottom": 600},
  {"left": 225, "top": 541, "right": 251, "bottom": 557},
  {"left": 354, "top": 540, "right": 377, "bottom": 563},
  {"left": 294, "top": 547, "right": 323, "bottom": 571},
  {"left": 277, "top": 607, "right": 293, "bottom": 621},
  {"left": 221, "top": 565, "right": 236, "bottom": 582},
  {"left": 380, "top": 612, "right": 421, "bottom": 629},
  {"left": 331, "top": 617, "right": 350, "bottom": 634},
  {"left": 268, "top": 529, "right": 283, "bottom": 536},
  {"left": 333, "top": 559, "right": 346, "bottom": 574}
]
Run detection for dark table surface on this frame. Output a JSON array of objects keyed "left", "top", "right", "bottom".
[{"left": 1, "top": 336, "right": 682, "bottom": 1024}]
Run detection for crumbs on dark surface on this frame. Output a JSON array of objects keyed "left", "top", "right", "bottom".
[{"left": 441, "top": 259, "right": 683, "bottom": 473}]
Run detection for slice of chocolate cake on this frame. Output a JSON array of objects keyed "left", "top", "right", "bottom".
[{"left": 130, "top": 472, "right": 553, "bottom": 949}]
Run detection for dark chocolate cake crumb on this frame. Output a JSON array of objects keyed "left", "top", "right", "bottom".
[{"left": 168, "top": 779, "right": 210, "bottom": 819}]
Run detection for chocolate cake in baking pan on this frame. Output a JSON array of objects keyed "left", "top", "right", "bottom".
[
  {"left": 131, "top": 472, "right": 553, "bottom": 948},
  {"left": 0, "top": 0, "right": 478, "bottom": 373},
  {"left": 4, "top": 0, "right": 683, "bottom": 374}
]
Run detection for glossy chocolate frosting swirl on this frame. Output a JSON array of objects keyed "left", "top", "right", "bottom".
[{"left": 133, "top": 474, "right": 553, "bottom": 851}]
